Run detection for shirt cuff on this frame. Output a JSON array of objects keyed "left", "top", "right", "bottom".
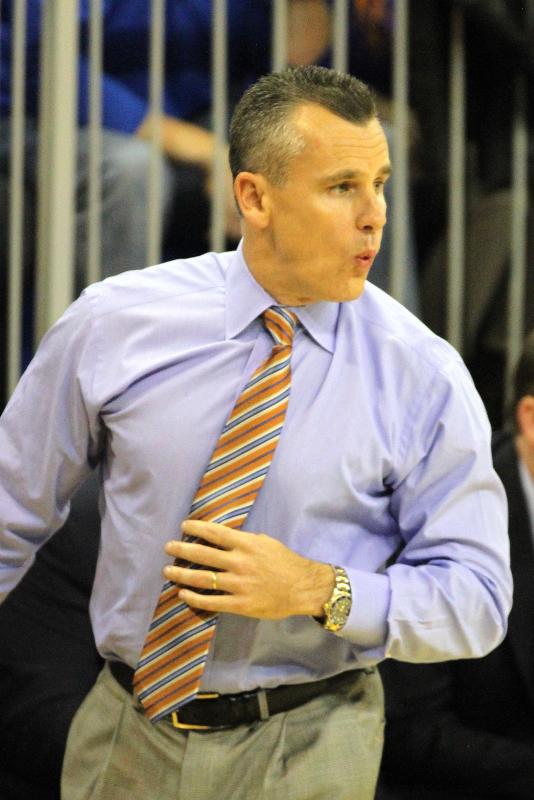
[{"left": 341, "top": 568, "right": 390, "bottom": 651}]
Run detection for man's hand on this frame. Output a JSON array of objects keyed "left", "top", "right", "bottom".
[{"left": 163, "top": 520, "right": 335, "bottom": 620}]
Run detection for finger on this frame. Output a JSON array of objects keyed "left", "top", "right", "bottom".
[
  {"left": 165, "top": 540, "right": 233, "bottom": 570},
  {"left": 178, "top": 587, "right": 237, "bottom": 614},
  {"left": 164, "top": 565, "right": 225, "bottom": 593},
  {"left": 181, "top": 519, "right": 247, "bottom": 549}
]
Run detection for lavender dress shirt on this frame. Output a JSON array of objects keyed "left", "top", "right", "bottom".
[{"left": 0, "top": 244, "right": 512, "bottom": 693}]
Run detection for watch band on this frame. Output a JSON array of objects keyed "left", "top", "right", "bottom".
[{"left": 321, "top": 565, "right": 352, "bottom": 632}]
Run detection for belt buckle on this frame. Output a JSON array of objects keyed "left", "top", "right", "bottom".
[{"left": 170, "top": 692, "right": 219, "bottom": 731}]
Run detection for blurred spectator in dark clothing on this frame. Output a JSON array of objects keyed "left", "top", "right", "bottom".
[
  {"left": 0, "top": 472, "right": 103, "bottom": 800},
  {"left": 349, "top": 0, "right": 393, "bottom": 97},
  {"left": 410, "top": 0, "right": 534, "bottom": 427}
]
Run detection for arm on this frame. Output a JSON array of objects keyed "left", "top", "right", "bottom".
[
  {"left": 135, "top": 115, "right": 242, "bottom": 241},
  {"left": 378, "top": 359, "right": 511, "bottom": 661},
  {"left": 0, "top": 293, "right": 103, "bottom": 601},
  {"left": 78, "top": 57, "right": 148, "bottom": 133},
  {"left": 337, "top": 356, "right": 511, "bottom": 662},
  {"left": 135, "top": 114, "right": 216, "bottom": 170}
]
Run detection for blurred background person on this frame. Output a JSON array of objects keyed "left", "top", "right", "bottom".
[
  {"left": 0, "top": 472, "right": 102, "bottom": 800},
  {"left": 0, "top": 0, "right": 331, "bottom": 398},
  {"left": 0, "top": 0, "right": 330, "bottom": 276},
  {"left": 411, "top": 0, "right": 534, "bottom": 427}
]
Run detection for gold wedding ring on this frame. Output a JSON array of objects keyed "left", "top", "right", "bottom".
[{"left": 211, "top": 571, "right": 218, "bottom": 592}]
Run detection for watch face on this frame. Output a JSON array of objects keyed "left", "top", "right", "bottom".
[{"left": 331, "top": 597, "right": 351, "bottom": 624}]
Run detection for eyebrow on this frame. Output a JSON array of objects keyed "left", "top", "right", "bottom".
[{"left": 325, "top": 165, "right": 392, "bottom": 182}]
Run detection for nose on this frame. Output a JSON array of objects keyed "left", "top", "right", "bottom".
[{"left": 356, "top": 190, "right": 387, "bottom": 233}]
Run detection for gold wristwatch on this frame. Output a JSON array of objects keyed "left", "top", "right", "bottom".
[{"left": 321, "top": 565, "right": 352, "bottom": 632}]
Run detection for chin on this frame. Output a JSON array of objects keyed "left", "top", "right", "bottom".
[{"left": 337, "top": 279, "right": 366, "bottom": 302}]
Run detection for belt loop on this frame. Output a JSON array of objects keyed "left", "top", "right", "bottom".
[{"left": 257, "top": 689, "right": 270, "bottom": 721}]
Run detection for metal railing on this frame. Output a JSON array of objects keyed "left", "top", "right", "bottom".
[{"left": 1, "top": 0, "right": 532, "bottom": 417}]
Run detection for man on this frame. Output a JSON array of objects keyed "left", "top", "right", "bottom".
[
  {"left": 0, "top": 67, "right": 511, "bottom": 800},
  {"left": 377, "top": 328, "right": 534, "bottom": 800}
]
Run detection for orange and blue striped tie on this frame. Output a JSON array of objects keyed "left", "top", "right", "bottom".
[{"left": 134, "top": 306, "right": 299, "bottom": 721}]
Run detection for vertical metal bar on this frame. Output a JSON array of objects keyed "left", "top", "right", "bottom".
[
  {"left": 146, "top": 0, "right": 165, "bottom": 266},
  {"left": 210, "top": 0, "right": 228, "bottom": 253},
  {"left": 505, "top": 74, "right": 528, "bottom": 408},
  {"left": 390, "top": 0, "right": 409, "bottom": 304},
  {"left": 446, "top": 5, "right": 466, "bottom": 352},
  {"left": 272, "top": 0, "right": 288, "bottom": 72},
  {"left": 86, "top": 0, "right": 103, "bottom": 286},
  {"left": 35, "top": 0, "right": 79, "bottom": 344},
  {"left": 36, "top": 0, "right": 52, "bottom": 242},
  {"left": 527, "top": 0, "right": 534, "bottom": 40},
  {"left": 332, "top": 0, "right": 349, "bottom": 74},
  {"left": 36, "top": 0, "right": 53, "bottom": 329},
  {"left": 7, "top": 0, "right": 26, "bottom": 394}
]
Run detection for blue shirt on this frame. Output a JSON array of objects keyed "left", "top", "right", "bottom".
[
  {"left": 0, "top": 0, "right": 271, "bottom": 132},
  {"left": 0, "top": 246, "right": 511, "bottom": 693}
]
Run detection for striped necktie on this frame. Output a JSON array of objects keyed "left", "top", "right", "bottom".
[{"left": 134, "top": 306, "right": 299, "bottom": 722}]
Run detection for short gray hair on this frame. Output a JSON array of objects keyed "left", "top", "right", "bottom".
[{"left": 229, "top": 66, "right": 377, "bottom": 185}]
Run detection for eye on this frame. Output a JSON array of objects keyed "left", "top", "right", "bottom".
[
  {"left": 331, "top": 182, "right": 352, "bottom": 195},
  {"left": 374, "top": 180, "right": 385, "bottom": 193}
]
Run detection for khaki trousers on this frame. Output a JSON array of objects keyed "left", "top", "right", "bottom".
[{"left": 62, "top": 663, "right": 384, "bottom": 800}]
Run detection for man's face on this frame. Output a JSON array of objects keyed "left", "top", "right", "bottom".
[{"left": 257, "top": 103, "right": 390, "bottom": 306}]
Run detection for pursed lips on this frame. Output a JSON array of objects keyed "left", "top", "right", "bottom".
[{"left": 354, "top": 250, "right": 377, "bottom": 267}]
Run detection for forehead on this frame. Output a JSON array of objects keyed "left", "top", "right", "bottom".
[{"left": 288, "top": 103, "right": 389, "bottom": 178}]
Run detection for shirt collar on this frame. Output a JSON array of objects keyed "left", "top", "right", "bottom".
[{"left": 225, "top": 241, "right": 339, "bottom": 353}]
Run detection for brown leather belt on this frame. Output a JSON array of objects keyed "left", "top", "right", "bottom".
[{"left": 108, "top": 660, "right": 362, "bottom": 731}]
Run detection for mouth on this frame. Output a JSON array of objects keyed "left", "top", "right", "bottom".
[{"left": 354, "top": 250, "right": 377, "bottom": 269}]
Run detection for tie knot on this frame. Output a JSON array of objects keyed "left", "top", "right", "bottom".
[{"left": 263, "top": 307, "right": 298, "bottom": 348}]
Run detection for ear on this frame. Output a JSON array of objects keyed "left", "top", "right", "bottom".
[
  {"left": 516, "top": 395, "right": 534, "bottom": 443},
  {"left": 233, "top": 172, "right": 271, "bottom": 229}
]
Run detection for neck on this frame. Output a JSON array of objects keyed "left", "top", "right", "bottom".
[{"left": 242, "top": 235, "right": 306, "bottom": 307}]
